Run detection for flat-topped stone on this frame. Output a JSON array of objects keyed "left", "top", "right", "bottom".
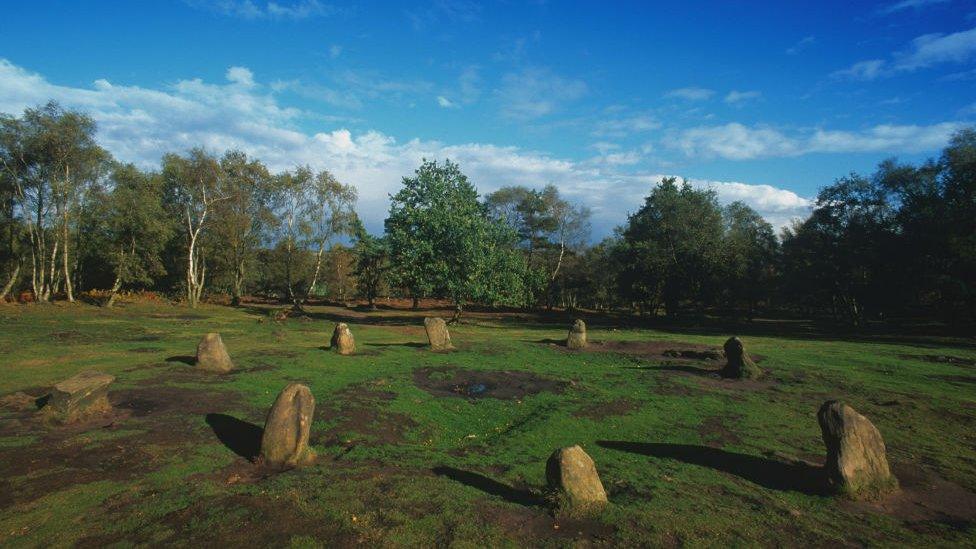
[
  {"left": 566, "top": 319, "right": 587, "bottom": 349},
  {"left": 44, "top": 371, "right": 115, "bottom": 423},
  {"left": 260, "top": 383, "right": 316, "bottom": 468},
  {"left": 330, "top": 323, "right": 355, "bottom": 355},
  {"left": 424, "top": 317, "right": 453, "bottom": 351},
  {"left": 196, "top": 332, "right": 234, "bottom": 372}
]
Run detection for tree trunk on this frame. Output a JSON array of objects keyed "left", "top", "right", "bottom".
[
  {"left": 232, "top": 260, "right": 245, "bottom": 307},
  {"left": 412, "top": 295, "right": 419, "bottom": 310},
  {"left": 0, "top": 262, "right": 20, "bottom": 301},
  {"left": 303, "top": 243, "right": 326, "bottom": 304},
  {"left": 448, "top": 302, "right": 463, "bottom": 324},
  {"left": 105, "top": 271, "right": 123, "bottom": 308},
  {"left": 61, "top": 215, "right": 74, "bottom": 302}
]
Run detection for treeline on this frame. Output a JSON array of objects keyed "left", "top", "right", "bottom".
[{"left": 1, "top": 102, "right": 973, "bottom": 324}]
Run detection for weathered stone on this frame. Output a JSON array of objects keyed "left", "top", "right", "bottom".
[
  {"left": 424, "top": 317, "right": 454, "bottom": 351},
  {"left": 43, "top": 371, "right": 114, "bottom": 423},
  {"left": 330, "top": 323, "right": 355, "bottom": 355},
  {"left": 818, "top": 400, "right": 898, "bottom": 500},
  {"left": 566, "top": 319, "right": 587, "bottom": 350},
  {"left": 720, "top": 336, "right": 762, "bottom": 379},
  {"left": 260, "top": 383, "right": 316, "bottom": 468},
  {"left": 546, "top": 445, "right": 608, "bottom": 513},
  {"left": 196, "top": 332, "right": 234, "bottom": 372}
]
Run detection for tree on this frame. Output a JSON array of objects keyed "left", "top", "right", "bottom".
[
  {"left": 274, "top": 166, "right": 358, "bottom": 310},
  {"left": 486, "top": 184, "right": 590, "bottom": 309},
  {"left": 721, "top": 201, "right": 778, "bottom": 317},
  {"left": 161, "top": 149, "right": 225, "bottom": 308},
  {"left": 212, "top": 151, "right": 278, "bottom": 305},
  {"left": 386, "top": 159, "right": 526, "bottom": 322},
  {"left": 102, "top": 164, "right": 171, "bottom": 307},
  {"left": 0, "top": 102, "right": 109, "bottom": 302},
  {"left": 352, "top": 222, "right": 387, "bottom": 309},
  {"left": 616, "top": 177, "right": 724, "bottom": 316}
]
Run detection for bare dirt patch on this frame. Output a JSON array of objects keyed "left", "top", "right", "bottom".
[
  {"left": 844, "top": 463, "right": 976, "bottom": 532},
  {"left": 573, "top": 398, "right": 639, "bottom": 419},
  {"left": 315, "top": 382, "right": 417, "bottom": 447},
  {"left": 413, "top": 366, "right": 568, "bottom": 400},
  {"left": 697, "top": 415, "right": 743, "bottom": 448}
]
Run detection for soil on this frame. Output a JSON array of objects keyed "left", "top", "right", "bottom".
[
  {"left": 844, "top": 463, "right": 976, "bottom": 532},
  {"left": 315, "top": 383, "right": 417, "bottom": 447},
  {"left": 697, "top": 415, "right": 743, "bottom": 448},
  {"left": 573, "top": 398, "right": 639, "bottom": 419},
  {"left": 413, "top": 366, "right": 568, "bottom": 400}
]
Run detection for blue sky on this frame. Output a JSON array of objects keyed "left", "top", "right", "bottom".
[{"left": 1, "top": 0, "right": 974, "bottom": 237}]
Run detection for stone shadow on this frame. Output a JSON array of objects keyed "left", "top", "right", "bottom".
[
  {"left": 597, "top": 441, "right": 826, "bottom": 495},
  {"left": 432, "top": 466, "right": 546, "bottom": 507},
  {"left": 206, "top": 413, "right": 263, "bottom": 462}
]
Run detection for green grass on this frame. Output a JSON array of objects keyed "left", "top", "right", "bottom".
[{"left": 0, "top": 301, "right": 974, "bottom": 546}]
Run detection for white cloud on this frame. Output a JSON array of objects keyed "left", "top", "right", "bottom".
[
  {"left": 185, "top": 0, "right": 333, "bottom": 20},
  {"left": 834, "top": 26, "right": 976, "bottom": 80},
  {"left": 436, "top": 96, "right": 458, "bottom": 109},
  {"left": 495, "top": 67, "right": 587, "bottom": 120},
  {"left": 673, "top": 121, "right": 964, "bottom": 160},
  {"left": 328, "top": 44, "right": 343, "bottom": 58},
  {"left": 591, "top": 114, "right": 660, "bottom": 138},
  {"left": 786, "top": 35, "right": 815, "bottom": 55},
  {"left": 878, "top": 0, "right": 950, "bottom": 15},
  {"left": 832, "top": 59, "right": 886, "bottom": 80},
  {"left": 664, "top": 87, "right": 715, "bottom": 101},
  {"left": 0, "top": 58, "right": 815, "bottom": 233},
  {"left": 724, "top": 90, "right": 762, "bottom": 104}
]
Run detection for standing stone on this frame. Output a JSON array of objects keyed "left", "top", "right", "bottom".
[
  {"left": 424, "top": 317, "right": 454, "bottom": 351},
  {"left": 330, "top": 323, "right": 356, "bottom": 355},
  {"left": 818, "top": 400, "right": 898, "bottom": 500},
  {"left": 546, "top": 445, "right": 608, "bottom": 513},
  {"left": 260, "top": 383, "right": 316, "bottom": 468},
  {"left": 196, "top": 332, "right": 234, "bottom": 372},
  {"left": 720, "top": 336, "right": 762, "bottom": 379},
  {"left": 43, "top": 371, "right": 115, "bottom": 423},
  {"left": 566, "top": 319, "right": 587, "bottom": 350}
]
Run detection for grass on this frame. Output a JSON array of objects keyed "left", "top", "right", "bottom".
[{"left": 0, "top": 300, "right": 974, "bottom": 546}]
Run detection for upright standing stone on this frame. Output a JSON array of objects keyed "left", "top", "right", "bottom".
[
  {"left": 330, "top": 323, "right": 356, "bottom": 355},
  {"left": 424, "top": 317, "right": 454, "bottom": 351},
  {"left": 546, "top": 445, "right": 608, "bottom": 513},
  {"left": 43, "top": 371, "right": 115, "bottom": 423},
  {"left": 720, "top": 336, "right": 762, "bottom": 379},
  {"left": 260, "top": 383, "right": 316, "bottom": 468},
  {"left": 818, "top": 400, "right": 898, "bottom": 500},
  {"left": 566, "top": 319, "right": 587, "bottom": 349},
  {"left": 196, "top": 332, "right": 234, "bottom": 372}
]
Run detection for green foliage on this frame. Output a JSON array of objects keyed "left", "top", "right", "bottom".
[
  {"left": 352, "top": 222, "right": 388, "bottom": 307},
  {"left": 385, "top": 159, "right": 527, "bottom": 312}
]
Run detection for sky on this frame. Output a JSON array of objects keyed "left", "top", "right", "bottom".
[{"left": 1, "top": 0, "right": 974, "bottom": 238}]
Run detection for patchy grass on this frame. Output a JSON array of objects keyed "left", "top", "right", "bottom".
[{"left": 0, "top": 301, "right": 974, "bottom": 546}]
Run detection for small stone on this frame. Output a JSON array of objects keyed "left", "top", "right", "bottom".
[
  {"left": 720, "top": 336, "right": 762, "bottom": 379},
  {"left": 196, "top": 333, "right": 234, "bottom": 372},
  {"left": 42, "top": 371, "right": 114, "bottom": 423},
  {"left": 566, "top": 319, "right": 587, "bottom": 350},
  {"left": 424, "top": 317, "right": 453, "bottom": 351},
  {"left": 330, "top": 323, "right": 356, "bottom": 355},
  {"left": 546, "top": 445, "right": 608, "bottom": 513},
  {"left": 260, "top": 383, "right": 316, "bottom": 468},
  {"left": 818, "top": 400, "right": 898, "bottom": 500}
]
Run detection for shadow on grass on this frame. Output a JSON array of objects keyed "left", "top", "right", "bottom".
[
  {"left": 526, "top": 338, "right": 568, "bottom": 346},
  {"left": 165, "top": 355, "right": 196, "bottom": 366},
  {"left": 206, "top": 413, "right": 263, "bottom": 462},
  {"left": 597, "top": 441, "right": 826, "bottom": 495},
  {"left": 432, "top": 466, "right": 546, "bottom": 507},
  {"left": 623, "top": 364, "right": 720, "bottom": 376},
  {"left": 365, "top": 342, "right": 427, "bottom": 349}
]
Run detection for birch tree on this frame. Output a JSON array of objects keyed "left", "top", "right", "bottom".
[{"left": 162, "top": 149, "right": 224, "bottom": 308}]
